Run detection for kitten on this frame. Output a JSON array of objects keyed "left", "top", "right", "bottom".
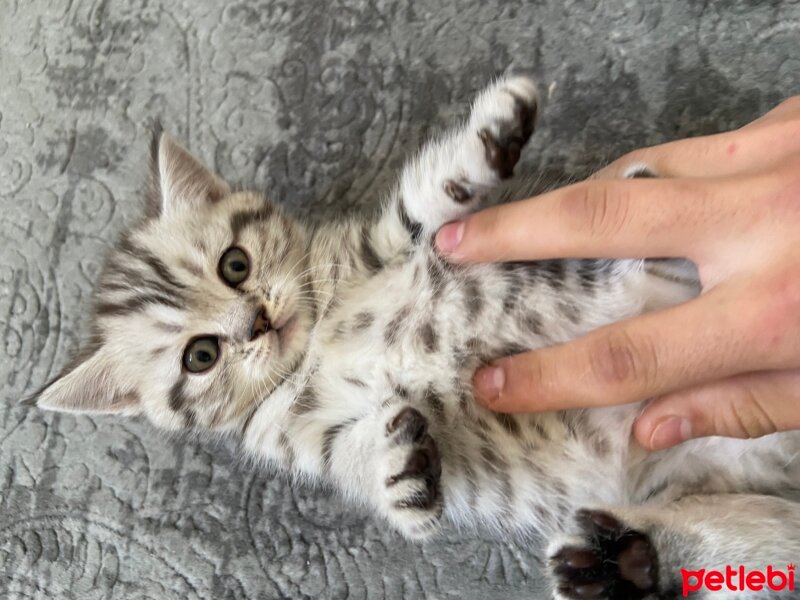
[{"left": 35, "top": 77, "right": 800, "bottom": 600}]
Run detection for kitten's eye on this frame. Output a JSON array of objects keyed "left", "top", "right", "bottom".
[
  {"left": 219, "top": 247, "right": 250, "bottom": 287},
  {"left": 183, "top": 336, "right": 219, "bottom": 373}
]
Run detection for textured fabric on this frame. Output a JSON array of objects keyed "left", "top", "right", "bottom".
[{"left": 2, "top": 1, "right": 799, "bottom": 598}]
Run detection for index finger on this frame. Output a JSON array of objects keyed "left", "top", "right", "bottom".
[{"left": 436, "top": 176, "right": 753, "bottom": 264}]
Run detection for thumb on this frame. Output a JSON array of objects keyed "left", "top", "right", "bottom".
[{"left": 634, "top": 370, "right": 800, "bottom": 450}]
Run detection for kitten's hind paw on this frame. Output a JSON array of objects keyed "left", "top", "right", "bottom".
[
  {"left": 379, "top": 406, "right": 443, "bottom": 539},
  {"left": 549, "top": 510, "right": 658, "bottom": 600},
  {"left": 470, "top": 75, "right": 538, "bottom": 179}
]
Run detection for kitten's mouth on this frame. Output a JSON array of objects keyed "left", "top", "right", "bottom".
[{"left": 274, "top": 313, "right": 297, "bottom": 354}]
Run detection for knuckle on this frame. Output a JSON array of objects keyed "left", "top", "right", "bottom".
[
  {"left": 510, "top": 353, "right": 559, "bottom": 410},
  {"left": 717, "top": 391, "right": 779, "bottom": 439},
  {"left": 471, "top": 208, "right": 504, "bottom": 255},
  {"left": 520, "top": 355, "right": 546, "bottom": 394},
  {"left": 560, "top": 183, "right": 631, "bottom": 240},
  {"left": 481, "top": 207, "right": 502, "bottom": 239},
  {"left": 749, "top": 274, "right": 800, "bottom": 356},
  {"left": 587, "top": 330, "right": 659, "bottom": 393},
  {"left": 517, "top": 353, "right": 547, "bottom": 394},
  {"left": 489, "top": 210, "right": 517, "bottom": 259}
]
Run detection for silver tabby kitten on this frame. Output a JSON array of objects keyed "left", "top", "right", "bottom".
[{"left": 36, "top": 77, "right": 800, "bottom": 600}]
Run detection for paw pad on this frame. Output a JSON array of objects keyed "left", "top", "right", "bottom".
[
  {"left": 551, "top": 510, "right": 658, "bottom": 600},
  {"left": 477, "top": 82, "right": 538, "bottom": 179},
  {"left": 381, "top": 407, "right": 443, "bottom": 535},
  {"left": 386, "top": 406, "right": 427, "bottom": 442},
  {"left": 444, "top": 179, "right": 473, "bottom": 204}
]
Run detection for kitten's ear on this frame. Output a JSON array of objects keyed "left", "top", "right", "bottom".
[
  {"left": 145, "top": 124, "right": 230, "bottom": 218},
  {"left": 34, "top": 348, "right": 141, "bottom": 416}
]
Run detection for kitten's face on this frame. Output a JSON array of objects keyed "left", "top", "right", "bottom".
[{"left": 36, "top": 132, "right": 314, "bottom": 431}]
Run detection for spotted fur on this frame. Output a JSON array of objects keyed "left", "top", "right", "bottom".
[{"left": 36, "top": 77, "right": 800, "bottom": 599}]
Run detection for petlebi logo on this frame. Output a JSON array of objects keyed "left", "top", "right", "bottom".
[{"left": 681, "top": 564, "right": 795, "bottom": 596}]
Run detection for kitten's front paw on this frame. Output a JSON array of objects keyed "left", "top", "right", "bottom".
[
  {"left": 379, "top": 406, "right": 443, "bottom": 539},
  {"left": 470, "top": 75, "right": 538, "bottom": 179},
  {"left": 549, "top": 510, "right": 658, "bottom": 600}
]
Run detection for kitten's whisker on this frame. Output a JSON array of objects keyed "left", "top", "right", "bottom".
[
  {"left": 292, "top": 287, "right": 335, "bottom": 297},
  {"left": 296, "top": 278, "right": 342, "bottom": 286},
  {"left": 270, "top": 250, "right": 316, "bottom": 294},
  {"left": 282, "top": 261, "right": 347, "bottom": 286},
  {"left": 289, "top": 261, "right": 347, "bottom": 280}
]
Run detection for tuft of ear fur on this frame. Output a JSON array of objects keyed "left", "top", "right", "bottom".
[
  {"left": 35, "top": 348, "right": 142, "bottom": 416},
  {"left": 145, "top": 124, "right": 230, "bottom": 218},
  {"left": 144, "top": 120, "right": 165, "bottom": 219}
]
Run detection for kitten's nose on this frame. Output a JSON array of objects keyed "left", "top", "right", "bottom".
[{"left": 250, "top": 308, "right": 272, "bottom": 340}]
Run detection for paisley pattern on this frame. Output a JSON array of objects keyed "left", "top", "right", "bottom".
[{"left": 2, "top": 0, "right": 799, "bottom": 597}]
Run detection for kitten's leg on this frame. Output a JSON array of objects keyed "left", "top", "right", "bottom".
[
  {"left": 339, "top": 77, "right": 537, "bottom": 277},
  {"left": 548, "top": 493, "right": 800, "bottom": 600},
  {"left": 375, "top": 403, "right": 443, "bottom": 539},
  {"left": 304, "top": 399, "right": 443, "bottom": 539},
  {"left": 397, "top": 76, "right": 539, "bottom": 235}
]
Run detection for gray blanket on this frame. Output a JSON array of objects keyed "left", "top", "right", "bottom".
[{"left": 2, "top": 1, "right": 798, "bottom": 598}]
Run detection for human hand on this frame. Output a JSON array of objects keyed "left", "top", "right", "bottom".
[{"left": 436, "top": 97, "right": 800, "bottom": 450}]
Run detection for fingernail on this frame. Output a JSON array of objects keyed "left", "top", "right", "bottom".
[
  {"left": 648, "top": 416, "right": 692, "bottom": 450},
  {"left": 436, "top": 220, "right": 465, "bottom": 255},
  {"left": 474, "top": 365, "right": 505, "bottom": 404}
]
